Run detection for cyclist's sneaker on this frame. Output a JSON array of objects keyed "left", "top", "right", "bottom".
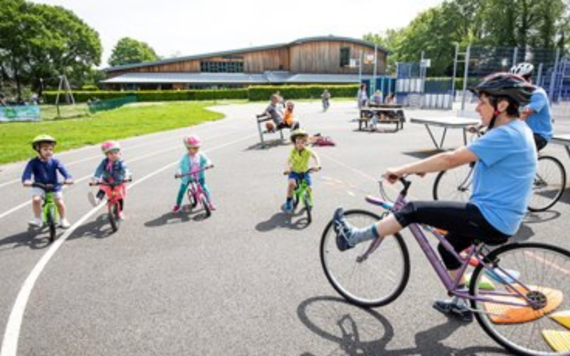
[
  {"left": 118, "top": 211, "right": 125, "bottom": 220},
  {"left": 333, "top": 207, "right": 355, "bottom": 251},
  {"left": 433, "top": 297, "right": 473, "bottom": 322},
  {"left": 172, "top": 205, "right": 182, "bottom": 213},
  {"left": 59, "top": 218, "right": 71, "bottom": 229},
  {"left": 28, "top": 217, "right": 43, "bottom": 228},
  {"left": 282, "top": 200, "right": 293, "bottom": 214},
  {"left": 88, "top": 192, "right": 100, "bottom": 207},
  {"left": 209, "top": 202, "right": 217, "bottom": 211}
]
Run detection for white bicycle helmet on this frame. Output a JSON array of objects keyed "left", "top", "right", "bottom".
[{"left": 509, "top": 62, "right": 534, "bottom": 77}]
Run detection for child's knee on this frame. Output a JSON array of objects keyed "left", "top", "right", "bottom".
[
  {"left": 288, "top": 179, "right": 296, "bottom": 187},
  {"left": 32, "top": 196, "right": 42, "bottom": 204}
]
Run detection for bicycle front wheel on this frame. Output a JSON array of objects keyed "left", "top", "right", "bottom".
[
  {"left": 433, "top": 164, "right": 474, "bottom": 201},
  {"left": 109, "top": 203, "right": 120, "bottom": 232},
  {"left": 470, "top": 243, "right": 570, "bottom": 355},
  {"left": 47, "top": 205, "right": 57, "bottom": 242},
  {"left": 528, "top": 156, "right": 566, "bottom": 212},
  {"left": 320, "top": 210, "right": 410, "bottom": 308},
  {"left": 304, "top": 189, "right": 313, "bottom": 224}
]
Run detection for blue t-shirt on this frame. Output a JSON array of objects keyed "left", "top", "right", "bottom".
[
  {"left": 468, "top": 120, "right": 537, "bottom": 235},
  {"left": 525, "top": 86, "right": 552, "bottom": 141},
  {"left": 21, "top": 157, "right": 72, "bottom": 192}
]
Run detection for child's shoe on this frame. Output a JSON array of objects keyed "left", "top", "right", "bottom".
[
  {"left": 28, "top": 217, "right": 43, "bottom": 228},
  {"left": 209, "top": 202, "right": 216, "bottom": 211},
  {"left": 281, "top": 200, "right": 294, "bottom": 214},
  {"left": 172, "top": 205, "right": 182, "bottom": 213},
  {"left": 59, "top": 218, "right": 71, "bottom": 229},
  {"left": 88, "top": 192, "right": 100, "bottom": 207},
  {"left": 118, "top": 211, "right": 125, "bottom": 220}
]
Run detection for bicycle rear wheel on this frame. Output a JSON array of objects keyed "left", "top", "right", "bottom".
[
  {"left": 433, "top": 164, "right": 474, "bottom": 201},
  {"left": 528, "top": 156, "right": 566, "bottom": 212},
  {"left": 470, "top": 243, "right": 570, "bottom": 355},
  {"left": 320, "top": 209, "right": 410, "bottom": 308}
]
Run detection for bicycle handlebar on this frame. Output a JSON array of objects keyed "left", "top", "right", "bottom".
[
  {"left": 29, "top": 182, "right": 70, "bottom": 191},
  {"left": 283, "top": 167, "right": 321, "bottom": 175},
  {"left": 89, "top": 178, "right": 132, "bottom": 187},
  {"left": 175, "top": 165, "right": 214, "bottom": 179}
]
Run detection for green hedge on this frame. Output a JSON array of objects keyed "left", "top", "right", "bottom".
[
  {"left": 42, "top": 85, "right": 359, "bottom": 104},
  {"left": 43, "top": 89, "right": 249, "bottom": 104}
]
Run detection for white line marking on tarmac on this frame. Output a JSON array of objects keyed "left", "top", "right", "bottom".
[
  {"left": 0, "top": 133, "right": 256, "bottom": 356},
  {"left": 0, "top": 129, "right": 249, "bottom": 221}
]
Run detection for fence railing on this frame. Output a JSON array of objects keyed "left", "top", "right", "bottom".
[{"left": 87, "top": 95, "right": 137, "bottom": 113}]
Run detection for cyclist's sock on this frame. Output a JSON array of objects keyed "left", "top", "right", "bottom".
[
  {"left": 286, "top": 197, "right": 293, "bottom": 203},
  {"left": 350, "top": 224, "right": 381, "bottom": 245},
  {"left": 119, "top": 199, "right": 124, "bottom": 211}
]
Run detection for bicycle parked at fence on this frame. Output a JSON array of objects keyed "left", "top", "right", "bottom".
[
  {"left": 283, "top": 167, "right": 319, "bottom": 224},
  {"left": 433, "top": 128, "right": 566, "bottom": 212},
  {"left": 321, "top": 176, "right": 570, "bottom": 355},
  {"left": 89, "top": 179, "right": 132, "bottom": 232},
  {"left": 175, "top": 165, "right": 214, "bottom": 218}
]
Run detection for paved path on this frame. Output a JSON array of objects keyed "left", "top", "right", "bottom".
[{"left": 1, "top": 101, "right": 570, "bottom": 355}]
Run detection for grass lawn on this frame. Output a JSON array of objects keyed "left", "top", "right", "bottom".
[{"left": 0, "top": 101, "right": 224, "bottom": 165}]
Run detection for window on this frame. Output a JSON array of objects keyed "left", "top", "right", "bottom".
[
  {"left": 340, "top": 47, "right": 351, "bottom": 67},
  {"left": 200, "top": 61, "right": 244, "bottom": 73}
]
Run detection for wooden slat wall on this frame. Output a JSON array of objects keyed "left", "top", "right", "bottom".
[
  {"left": 289, "top": 41, "right": 386, "bottom": 74},
  {"left": 106, "top": 41, "right": 387, "bottom": 76}
]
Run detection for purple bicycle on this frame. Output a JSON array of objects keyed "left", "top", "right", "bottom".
[
  {"left": 320, "top": 177, "right": 570, "bottom": 355},
  {"left": 175, "top": 165, "right": 214, "bottom": 217}
]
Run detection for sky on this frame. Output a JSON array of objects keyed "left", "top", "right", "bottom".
[{"left": 31, "top": 0, "right": 444, "bottom": 67}]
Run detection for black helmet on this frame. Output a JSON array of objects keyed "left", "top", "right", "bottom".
[{"left": 470, "top": 72, "right": 535, "bottom": 107}]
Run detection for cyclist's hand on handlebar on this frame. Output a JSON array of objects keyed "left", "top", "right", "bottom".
[
  {"left": 64, "top": 179, "right": 74, "bottom": 185},
  {"left": 384, "top": 168, "right": 403, "bottom": 184},
  {"left": 23, "top": 180, "right": 33, "bottom": 187},
  {"left": 174, "top": 173, "right": 182, "bottom": 179},
  {"left": 312, "top": 166, "right": 321, "bottom": 172},
  {"left": 283, "top": 170, "right": 291, "bottom": 175},
  {"left": 416, "top": 172, "right": 426, "bottom": 178}
]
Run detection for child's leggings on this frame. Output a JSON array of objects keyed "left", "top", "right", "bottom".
[{"left": 176, "top": 179, "right": 212, "bottom": 206}]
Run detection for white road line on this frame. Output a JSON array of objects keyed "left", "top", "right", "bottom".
[
  {"left": 0, "top": 129, "right": 250, "bottom": 221},
  {"left": 0, "top": 133, "right": 256, "bottom": 356},
  {"left": 0, "top": 123, "right": 240, "bottom": 189}
]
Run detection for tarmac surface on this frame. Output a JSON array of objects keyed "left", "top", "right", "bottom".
[{"left": 1, "top": 101, "right": 570, "bottom": 355}]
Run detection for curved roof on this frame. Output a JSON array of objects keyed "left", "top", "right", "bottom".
[{"left": 104, "top": 36, "right": 391, "bottom": 73}]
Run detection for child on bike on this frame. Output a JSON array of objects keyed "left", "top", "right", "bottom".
[
  {"left": 173, "top": 135, "right": 215, "bottom": 213},
  {"left": 283, "top": 129, "right": 321, "bottom": 213},
  {"left": 88, "top": 141, "right": 131, "bottom": 219},
  {"left": 22, "top": 134, "right": 74, "bottom": 228}
]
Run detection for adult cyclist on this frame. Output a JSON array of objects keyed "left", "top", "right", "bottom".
[
  {"left": 332, "top": 73, "right": 537, "bottom": 322},
  {"left": 509, "top": 62, "right": 553, "bottom": 151}
]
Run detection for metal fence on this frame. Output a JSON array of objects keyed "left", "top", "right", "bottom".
[
  {"left": 395, "top": 62, "right": 454, "bottom": 110},
  {"left": 87, "top": 95, "right": 137, "bottom": 114}
]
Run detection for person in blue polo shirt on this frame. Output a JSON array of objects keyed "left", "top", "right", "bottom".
[
  {"left": 22, "top": 135, "right": 74, "bottom": 228},
  {"left": 332, "top": 73, "right": 536, "bottom": 322},
  {"left": 509, "top": 62, "right": 552, "bottom": 151}
]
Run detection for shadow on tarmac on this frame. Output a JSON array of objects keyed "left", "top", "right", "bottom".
[
  {"left": 144, "top": 208, "right": 210, "bottom": 228},
  {"left": 297, "top": 296, "right": 508, "bottom": 356},
  {"left": 255, "top": 211, "right": 310, "bottom": 231},
  {"left": 0, "top": 226, "right": 52, "bottom": 251}
]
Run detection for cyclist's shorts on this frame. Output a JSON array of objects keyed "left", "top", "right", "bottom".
[
  {"left": 289, "top": 172, "right": 311, "bottom": 186},
  {"left": 31, "top": 187, "right": 63, "bottom": 199}
]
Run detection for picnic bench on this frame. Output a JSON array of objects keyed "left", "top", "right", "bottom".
[
  {"left": 410, "top": 116, "right": 480, "bottom": 150},
  {"left": 358, "top": 104, "right": 405, "bottom": 131},
  {"left": 256, "top": 114, "right": 288, "bottom": 148}
]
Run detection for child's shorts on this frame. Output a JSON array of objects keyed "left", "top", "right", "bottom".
[
  {"left": 31, "top": 187, "right": 63, "bottom": 199},
  {"left": 289, "top": 172, "right": 312, "bottom": 186}
]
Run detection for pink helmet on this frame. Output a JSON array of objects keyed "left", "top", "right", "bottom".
[
  {"left": 183, "top": 135, "right": 201, "bottom": 148},
  {"left": 101, "top": 140, "right": 121, "bottom": 154}
]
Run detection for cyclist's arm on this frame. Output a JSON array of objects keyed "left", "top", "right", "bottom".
[
  {"left": 391, "top": 147, "right": 477, "bottom": 176},
  {"left": 22, "top": 160, "right": 34, "bottom": 186},
  {"left": 92, "top": 160, "right": 105, "bottom": 181},
  {"left": 522, "top": 91, "right": 547, "bottom": 119},
  {"left": 311, "top": 151, "right": 321, "bottom": 170},
  {"left": 56, "top": 159, "right": 73, "bottom": 183}
]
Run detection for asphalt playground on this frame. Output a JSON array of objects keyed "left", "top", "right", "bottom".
[{"left": 1, "top": 101, "right": 570, "bottom": 355}]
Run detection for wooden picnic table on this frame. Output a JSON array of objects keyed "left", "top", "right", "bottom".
[
  {"left": 358, "top": 105, "right": 405, "bottom": 131},
  {"left": 410, "top": 116, "right": 480, "bottom": 150}
]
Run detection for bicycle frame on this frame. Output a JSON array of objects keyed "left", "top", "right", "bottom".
[
  {"left": 293, "top": 174, "right": 311, "bottom": 205},
  {"left": 178, "top": 166, "right": 212, "bottom": 207},
  {"left": 365, "top": 178, "right": 542, "bottom": 309}
]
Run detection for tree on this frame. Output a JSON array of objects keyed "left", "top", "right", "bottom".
[
  {"left": 108, "top": 37, "right": 159, "bottom": 67},
  {"left": 0, "top": 0, "right": 102, "bottom": 98},
  {"left": 364, "top": 29, "right": 404, "bottom": 74}
]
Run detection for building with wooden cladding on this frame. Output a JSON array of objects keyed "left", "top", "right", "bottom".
[{"left": 102, "top": 36, "right": 390, "bottom": 90}]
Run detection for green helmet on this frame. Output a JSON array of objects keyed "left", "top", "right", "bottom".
[
  {"left": 290, "top": 129, "right": 309, "bottom": 143},
  {"left": 32, "top": 134, "right": 57, "bottom": 152}
]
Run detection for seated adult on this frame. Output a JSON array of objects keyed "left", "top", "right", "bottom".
[
  {"left": 263, "top": 94, "right": 285, "bottom": 132},
  {"left": 371, "top": 90, "right": 383, "bottom": 105}
]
